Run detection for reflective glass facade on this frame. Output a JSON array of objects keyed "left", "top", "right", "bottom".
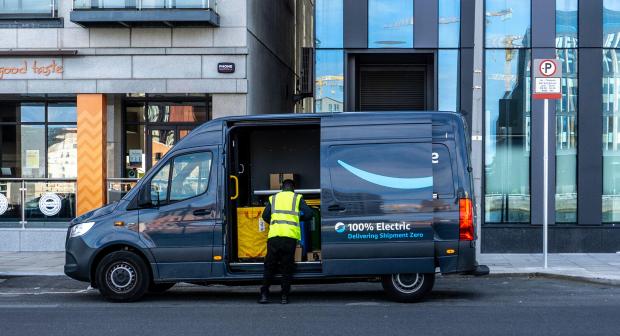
[
  {"left": 315, "top": 0, "right": 343, "bottom": 48},
  {"left": 368, "top": 0, "right": 414, "bottom": 48},
  {"left": 439, "top": 0, "right": 460, "bottom": 48},
  {"left": 603, "top": 49, "right": 620, "bottom": 222},
  {"left": 557, "top": 0, "right": 578, "bottom": 48},
  {"left": 485, "top": 0, "right": 530, "bottom": 48}
]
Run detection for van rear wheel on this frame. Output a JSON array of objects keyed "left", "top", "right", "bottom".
[
  {"left": 381, "top": 273, "right": 435, "bottom": 302},
  {"left": 95, "top": 251, "right": 150, "bottom": 302}
]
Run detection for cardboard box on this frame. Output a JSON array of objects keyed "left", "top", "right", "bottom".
[
  {"left": 294, "top": 245, "right": 303, "bottom": 262},
  {"left": 307, "top": 251, "right": 321, "bottom": 262},
  {"left": 269, "top": 173, "right": 297, "bottom": 190}
]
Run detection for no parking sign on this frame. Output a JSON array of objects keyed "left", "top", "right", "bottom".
[{"left": 533, "top": 59, "right": 562, "bottom": 100}]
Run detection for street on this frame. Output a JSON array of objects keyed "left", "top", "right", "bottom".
[{"left": 0, "top": 275, "right": 618, "bottom": 336}]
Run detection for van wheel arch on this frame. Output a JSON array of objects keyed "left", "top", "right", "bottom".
[{"left": 89, "top": 244, "right": 153, "bottom": 289}]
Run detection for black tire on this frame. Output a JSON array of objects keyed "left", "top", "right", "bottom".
[
  {"left": 149, "top": 282, "right": 175, "bottom": 293},
  {"left": 95, "top": 250, "right": 150, "bottom": 302},
  {"left": 381, "top": 273, "right": 435, "bottom": 303}
]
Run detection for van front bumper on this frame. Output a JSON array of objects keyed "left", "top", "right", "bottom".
[{"left": 64, "top": 236, "right": 95, "bottom": 282}]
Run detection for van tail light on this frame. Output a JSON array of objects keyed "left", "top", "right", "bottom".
[{"left": 459, "top": 198, "right": 474, "bottom": 241}]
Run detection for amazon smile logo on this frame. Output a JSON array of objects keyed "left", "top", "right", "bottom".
[{"left": 337, "top": 160, "right": 433, "bottom": 190}]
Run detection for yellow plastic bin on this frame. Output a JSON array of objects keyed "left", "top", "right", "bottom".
[{"left": 237, "top": 207, "right": 269, "bottom": 259}]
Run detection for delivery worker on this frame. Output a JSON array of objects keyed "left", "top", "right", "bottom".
[{"left": 259, "top": 179, "right": 314, "bottom": 304}]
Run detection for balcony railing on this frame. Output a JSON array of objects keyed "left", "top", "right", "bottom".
[
  {"left": 73, "top": 0, "right": 217, "bottom": 10},
  {"left": 0, "top": 0, "right": 58, "bottom": 18}
]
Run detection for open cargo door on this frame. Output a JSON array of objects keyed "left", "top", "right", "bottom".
[{"left": 320, "top": 113, "right": 436, "bottom": 275}]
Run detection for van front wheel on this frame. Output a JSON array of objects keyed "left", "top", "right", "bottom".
[
  {"left": 95, "top": 251, "right": 150, "bottom": 302},
  {"left": 381, "top": 273, "right": 435, "bottom": 302}
]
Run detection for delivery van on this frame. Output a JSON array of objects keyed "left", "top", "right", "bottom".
[{"left": 65, "top": 111, "right": 488, "bottom": 303}]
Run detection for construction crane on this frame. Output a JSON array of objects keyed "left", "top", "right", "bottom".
[{"left": 315, "top": 75, "right": 344, "bottom": 98}]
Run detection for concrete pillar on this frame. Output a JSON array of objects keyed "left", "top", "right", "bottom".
[{"left": 76, "top": 94, "right": 107, "bottom": 216}]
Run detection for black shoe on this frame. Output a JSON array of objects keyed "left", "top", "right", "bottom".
[
  {"left": 280, "top": 294, "right": 289, "bottom": 304},
  {"left": 258, "top": 292, "right": 269, "bottom": 304}
]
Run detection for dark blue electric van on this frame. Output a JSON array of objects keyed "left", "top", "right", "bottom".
[{"left": 65, "top": 111, "right": 488, "bottom": 302}]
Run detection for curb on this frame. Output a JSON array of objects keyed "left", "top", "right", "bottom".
[
  {"left": 486, "top": 271, "right": 620, "bottom": 287},
  {"left": 0, "top": 272, "right": 65, "bottom": 277}
]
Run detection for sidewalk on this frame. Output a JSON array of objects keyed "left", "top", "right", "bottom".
[{"left": 0, "top": 252, "right": 619, "bottom": 286}]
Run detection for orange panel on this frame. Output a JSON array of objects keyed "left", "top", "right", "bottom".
[{"left": 76, "top": 94, "right": 107, "bottom": 216}]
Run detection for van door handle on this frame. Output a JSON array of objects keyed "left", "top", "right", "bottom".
[
  {"left": 193, "top": 209, "right": 214, "bottom": 217},
  {"left": 327, "top": 204, "right": 346, "bottom": 212}
]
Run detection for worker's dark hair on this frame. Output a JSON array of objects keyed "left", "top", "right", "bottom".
[{"left": 281, "top": 179, "right": 295, "bottom": 191}]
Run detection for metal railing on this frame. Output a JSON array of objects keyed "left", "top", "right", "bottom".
[
  {"left": 0, "top": 0, "right": 58, "bottom": 18},
  {"left": 0, "top": 178, "right": 76, "bottom": 229},
  {"left": 107, "top": 178, "right": 139, "bottom": 203},
  {"left": 73, "top": 0, "right": 217, "bottom": 10}
]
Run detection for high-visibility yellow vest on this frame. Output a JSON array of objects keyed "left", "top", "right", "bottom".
[{"left": 268, "top": 191, "right": 302, "bottom": 240}]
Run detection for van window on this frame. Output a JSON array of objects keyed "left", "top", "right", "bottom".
[
  {"left": 432, "top": 144, "right": 455, "bottom": 197},
  {"left": 328, "top": 143, "right": 433, "bottom": 201},
  {"left": 169, "top": 152, "right": 212, "bottom": 202},
  {"left": 150, "top": 163, "right": 170, "bottom": 206}
]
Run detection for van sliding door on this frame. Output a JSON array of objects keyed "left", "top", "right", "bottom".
[{"left": 320, "top": 114, "right": 436, "bottom": 275}]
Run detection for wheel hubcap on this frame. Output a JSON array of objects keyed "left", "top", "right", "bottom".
[
  {"left": 391, "top": 273, "right": 424, "bottom": 294},
  {"left": 107, "top": 262, "right": 137, "bottom": 294}
]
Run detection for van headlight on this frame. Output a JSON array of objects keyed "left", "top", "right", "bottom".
[{"left": 70, "top": 222, "right": 95, "bottom": 238}]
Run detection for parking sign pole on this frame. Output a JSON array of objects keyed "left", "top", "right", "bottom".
[{"left": 543, "top": 98, "right": 548, "bottom": 269}]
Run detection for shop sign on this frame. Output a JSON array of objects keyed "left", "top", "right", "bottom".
[
  {"left": 39, "top": 193, "right": 62, "bottom": 217},
  {"left": 129, "top": 149, "right": 142, "bottom": 165},
  {"left": 217, "top": 62, "right": 235, "bottom": 73},
  {"left": 0, "top": 193, "right": 8, "bottom": 216},
  {"left": 0, "top": 59, "right": 63, "bottom": 80}
]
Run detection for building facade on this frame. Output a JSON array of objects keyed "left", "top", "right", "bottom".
[
  {"left": 3, "top": 0, "right": 620, "bottom": 254},
  {"left": 315, "top": 0, "right": 620, "bottom": 253},
  {"left": 0, "top": 0, "right": 313, "bottom": 250}
]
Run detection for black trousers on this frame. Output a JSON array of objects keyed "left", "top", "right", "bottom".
[{"left": 261, "top": 236, "right": 297, "bottom": 295}]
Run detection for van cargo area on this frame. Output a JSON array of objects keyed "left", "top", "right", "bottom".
[{"left": 226, "top": 121, "right": 322, "bottom": 272}]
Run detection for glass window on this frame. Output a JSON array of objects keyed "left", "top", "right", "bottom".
[
  {"left": 316, "top": 0, "right": 343, "bottom": 48},
  {"left": 556, "top": 0, "right": 578, "bottom": 48},
  {"left": 146, "top": 102, "right": 207, "bottom": 123},
  {"left": 433, "top": 144, "right": 455, "bottom": 197},
  {"left": 20, "top": 103, "right": 44, "bottom": 122},
  {"left": 439, "top": 0, "right": 460, "bottom": 48},
  {"left": 604, "top": 0, "right": 620, "bottom": 47},
  {"left": 484, "top": 49, "right": 531, "bottom": 223},
  {"left": 21, "top": 125, "right": 46, "bottom": 178},
  {"left": 48, "top": 103, "right": 77, "bottom": 123},
  {"left": 555, "top": 49, "right": 578, "bottom": 223},
  {"left": 125, "top": 124, "right": 145, "bottom": 178},
  {"left": 438, "top": 49, "right": 459, "bottom": 112},
  {"left": 0, "top": 0, "right": 54, "bottom": 15},
  {"left": 169, "top": 152, "right": 212, "bottom": 202},
  {"left": 0, "top": 125, "right": 18, "bottom": 177},
  {"left": 47, "top": 125, "right": 78, "bottom": 179},
  {"left": 315, "top": 50, "right": 344, "bottom": 113},
  {"left": 602, "top": 49, "right": 620, "bottom": 222},
  {"left": 0, "top": 102, "right": 19, "bottom": 123},
  {"left": 485, "top": 0, "right": 531, "bottom": 48},
  {"left": 151, "top": 129, "right": 175, "bottom": 167},
  {"left": 328, "top": 143, "right": 433, "bottom": 202},
  {"left": 368, "top": 0, "right": 414, "bottom": 48},
  {"left": 149, "top": 163, "right": 170, "bottom": 206}
]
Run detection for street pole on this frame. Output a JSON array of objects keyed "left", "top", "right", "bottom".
[{"left": 543, "top": 98, "right": 548, "bottom": 269}]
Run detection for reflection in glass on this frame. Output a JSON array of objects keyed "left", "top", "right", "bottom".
[
  {"left": 315, "top": 50, "right": 344, "bottom": 113},
  {"left": 125, "top": 124, "right": 145, "bottom": 178},
  {"left": 0, "top": 0, "right": 54, "bottom": 15},
  {"left": 170, "top": 152, "right": 212, "bottom": 201},
  {"left": 24, "top": 181, "right": 76, "bottom": 225},
  {"left": 48, "top": 103, "right": 77, "bottom": 123},
  {"left": 150, "top": 163, "right": 170, "bottom": 206},
  {"left": 20, "top": 103, "right": 44, "bottom": 122},
  {"left": 146, "top": 103, "right": 207, "bottom": 123},
  {"left": 0, "top": 182, "right": 23, "bottom": 226},
  {"left": 556, "top": 0, "right": 578, "bottom": 48},
  {"left": 125, "top": 104, "right": 145, "bottom": 123},
  {"left": 439, "top": 0, "right": 460, "bottom": 48},
  {"left": 316, "top": 0, "right": 343, "bottom": 48},
  {"left": 555, "top": 49, "right": 578, "bottom": 223},
  {"left": 602, "top": 49, "right": 620, "bottom": 222},
  {"left": 484, "top": 49, "right": 531, "bottom": 223},
  {"left": 151, "top": 129, "right": 175, "bottom": 167},
  {"left": 438, "top": 50, "right": 459, "bottom": 112},
  {"left": 604, "top": 0, "right": 620, "bottom": 47},
  {"left": 368, "top": 0, "right": 413, "bottom": 48},
  {"left": 21, "top": 125, "right": 46, "bottom": 178},
  {"left": 485, "top": 0, "right": 530, "bottom": 48},
  {"left": 47, "top": 125, "right": 77, "bottom": 179}
]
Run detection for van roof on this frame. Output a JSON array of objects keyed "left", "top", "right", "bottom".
[{"left": 215, "top": 111, "right": 462, "bottom": 123}]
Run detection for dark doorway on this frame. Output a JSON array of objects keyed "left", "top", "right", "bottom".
[{"left": 348, "top": 53, "right": 434, "bottom": 111}]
